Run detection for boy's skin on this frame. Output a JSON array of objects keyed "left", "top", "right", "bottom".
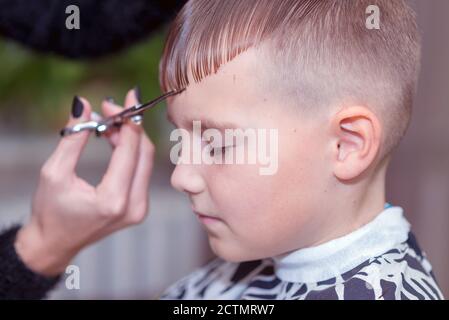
[{"left": 167, "top": 46, "right": 387, "bottom": 262}]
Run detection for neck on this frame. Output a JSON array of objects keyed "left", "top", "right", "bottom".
[
  {"left": 348, "top": 161, "right": 388, "bottom": 235},
  {"left": 310, "top": 160, "right": 389, "bottom": 248},
  {"left": 272, "top": 204, "right": 410, "bottom": 283}
]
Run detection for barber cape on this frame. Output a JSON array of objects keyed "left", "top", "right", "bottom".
[{"left": 160, "top": 204, "right": 443, "bottom": 300}]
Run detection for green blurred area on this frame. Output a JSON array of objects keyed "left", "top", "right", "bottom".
[{"left": 0, "top": 30, "right": 170, "bottom": 147}]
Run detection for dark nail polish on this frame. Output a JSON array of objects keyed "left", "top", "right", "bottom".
[
  {"left": 134, "top": 86, "right": 141, "bottom": 103},
  {"left": 59, "top": 128, "right": 67, "bottom": 137},
  {"left": 71, "top": 96, "right": 84, "bottom": 118},
  {"left": 105, "top": 96, "right": 115, "bottom": 104}
]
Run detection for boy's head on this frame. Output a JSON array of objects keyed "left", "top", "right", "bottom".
[{"left": 159, "top": 0, "right": 421, "bottom": 262}]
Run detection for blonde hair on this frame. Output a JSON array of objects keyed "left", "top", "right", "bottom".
[{"left": 159, "top": 0, "right": 421, "bottom": 158}]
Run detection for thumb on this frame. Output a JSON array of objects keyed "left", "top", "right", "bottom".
[{"left": 51, "top": 96, "right": 92, "bottom": 176}]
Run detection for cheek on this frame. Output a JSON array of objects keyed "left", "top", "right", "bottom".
[
  {"left": 202, "top": 128, "right": 327, "bottom": 258},
  {"left": 206, "top": 163, "right": 269, "bottom": 218},
  {"left": 204, "top": 155, "right": 301, "bottom": 242}
]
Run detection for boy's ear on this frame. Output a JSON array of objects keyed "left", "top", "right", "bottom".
[{"left": 331, "top": 106, "right": 382, "bottom": 181}]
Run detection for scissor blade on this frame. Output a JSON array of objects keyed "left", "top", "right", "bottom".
[
  {"left": 102, "top": 89, "right": 184, "bottom": 123},
  {"left": 134, "top": 89, "right": 185, "bottom": 113}
]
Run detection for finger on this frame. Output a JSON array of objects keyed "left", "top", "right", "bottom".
[
  {"left": 49, "top": 96, "right": 92, "bottom": 176},
  {"left": 101, "top": 99, "right": 122, "bottom": 147},
  {"left": 126, "top": 133, "right": 155, "bottom": 223},
  {"left": 90, "top": 110, "right": 119, "bottom": 146},
  {"left": 125, "top": 85, "right": 141, "bottom": 108},
  {"left": 98, "top": 88, "right": 142, "bottom": 196}
]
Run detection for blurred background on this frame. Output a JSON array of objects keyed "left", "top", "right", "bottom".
[{"left": 0, "top": 0, "right": 448, "bottom": 298}]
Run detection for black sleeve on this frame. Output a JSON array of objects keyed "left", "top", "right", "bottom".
[
  {"left": 0, "top": 0, "right": 186, "bottom": 59},
  {"left": 0, "top": 225, "right": 61, "bottom": 300}
]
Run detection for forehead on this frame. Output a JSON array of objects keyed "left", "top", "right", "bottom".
[{"left": 166, "top": 48, "right": 271, "bottom": 126}]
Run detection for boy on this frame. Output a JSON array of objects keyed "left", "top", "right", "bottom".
[{"left": 157, "top": 0, "right": 443, "bottom": 299}]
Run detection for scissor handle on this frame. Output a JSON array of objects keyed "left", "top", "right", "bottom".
[{"left": 59, "top": 121, "right": 99, "bottom": 136}]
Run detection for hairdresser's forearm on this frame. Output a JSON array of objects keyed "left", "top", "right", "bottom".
[{"left": 0, "top": 225, "right": 61, "bottom": 299}]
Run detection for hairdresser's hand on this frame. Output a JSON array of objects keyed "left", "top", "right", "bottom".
[{"left": 15, "top": 88, "right": 155, "bottom": 276}]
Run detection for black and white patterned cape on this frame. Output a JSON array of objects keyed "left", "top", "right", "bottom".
[{"left": 159, "top": 205, "right": 443, "bottom": 300}]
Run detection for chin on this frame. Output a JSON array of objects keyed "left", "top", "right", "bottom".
[{"left": 208, "top": 236, "right": 263, "bottom": 263}]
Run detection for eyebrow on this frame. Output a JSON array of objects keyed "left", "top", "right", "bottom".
[
  {"left": 166, "top": 112, "right": 239, "bottom": 131},
  {"left": 201, "top": 118, "right": 239, "bottom": 131}
]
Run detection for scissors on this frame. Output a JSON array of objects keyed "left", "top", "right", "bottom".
[{"left": 59, "top": 88, "right": 185, "bottom": 137}]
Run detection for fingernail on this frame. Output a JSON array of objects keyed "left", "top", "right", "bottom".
[
  {"left": 105, "top": 96, "right": 115, "bottom": 104},
  {"left": 71, "top": 96, "right": 84, "bottom": 118},
  {"left": 134, "top": 86, "right": 141, "bottom": 103}
]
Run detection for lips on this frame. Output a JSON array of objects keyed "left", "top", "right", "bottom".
[
  {"left": 194, "top": 211, "right": 220, "bottom": 220},
  {"left": 193, "top": 210, "right": 222, "bottom": 225}
]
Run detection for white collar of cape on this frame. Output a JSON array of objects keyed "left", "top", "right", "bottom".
[{"left": 271, "top": 204, "right": 411, "bottom": 283}]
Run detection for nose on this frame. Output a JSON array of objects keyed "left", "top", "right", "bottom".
[{"left": 171, "top": 163, "right": 206, "bottom": 194}]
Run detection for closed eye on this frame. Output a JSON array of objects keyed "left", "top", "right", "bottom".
[{"left": 210, "top": 144, "right": 234, "bottom": 157}]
